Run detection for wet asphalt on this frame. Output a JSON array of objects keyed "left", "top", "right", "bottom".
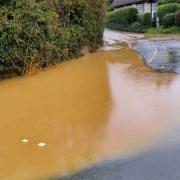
[
  {"left": 55, "top": 145, "right": 180, "bottom": 180},
  {"left": 134, "top": 39, "right": 180, "bottom": 74}
]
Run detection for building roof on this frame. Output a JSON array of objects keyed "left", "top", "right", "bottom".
[{"left": 112, "top": 0, "right": 147, "bottom": 8}]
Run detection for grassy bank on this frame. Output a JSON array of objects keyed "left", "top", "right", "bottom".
[
  {"left": 146, "top": 26, "right": 180, "bottom": 34},
  {"left": 0, "top": 0, "right": 105, "bottom": 76}
]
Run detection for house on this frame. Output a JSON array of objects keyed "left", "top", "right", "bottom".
[{"left": 112, "top": 0, "right": 157, "bottom": 18}]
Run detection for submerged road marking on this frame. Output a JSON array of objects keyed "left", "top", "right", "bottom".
[{"left": 148, "top": 48, "right": 158, "bottom": 64}]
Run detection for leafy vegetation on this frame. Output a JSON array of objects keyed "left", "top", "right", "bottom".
[
  {"left": 154, "top": 2, "right": 180, "bottom": 32},
  {"left": 137, "top": 13, "right": 152, "bottom": 28},
  {"left": 106, "top": 0, "right": 180, "bottom": 33},
  {"left": 175, "top": 10, "right": 180, "bottom": 26},
  {"left": 128, "top": 21, "right": 144, "bottom": 33},
  {"left": 106, "top": 7, "right": 153, "bottom": 32},
  {"left": 158, "top": 0, "right": 180, "bottom": 5},
  {"left": 106, "top": 0, "right": 114, "bottom": 12},
  {"left": 157, "top": 3, "right": 180, "bottom": 21},
  {"left": 163, "top": 13, "right": 175, "bottom": 27},
  {"left": 146, "top": 26, "right": 180, "bottom": 34},
  {"left": 106, "top": 7, "right": 139, "bottom": 31},
  {"left": 0, "top": 0, "right": 105, "bottom": 75}
]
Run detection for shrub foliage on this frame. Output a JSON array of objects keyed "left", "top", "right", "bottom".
[
  {"left": 175, "top": 10, "right": 180, "bottom": 26},
  {"left": 0, "top": 0, "right": 105, "bottom": 75},
  {"left": 106, "top": 7, "right": 152, "bottom": 32},
  {"left": 163, "top": 13, "right": 175, "bottom": 27},
  {"left": 106, "top": 7, "right": 138, "bottom": 31},
  {"left": 128, "top": 21, "right": 144, "bottom": 33},
  {"left": 157, "top": 3, "right": 180, "bottom": 21},
  {"left": 158, "top": 0, "right": 180, "bottom": 5},
  {"left": 137, "top": 13, "right": 152, "bottom": 28}
]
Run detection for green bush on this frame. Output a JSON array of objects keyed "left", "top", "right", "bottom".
[
  {"left": 0, "top": 0, "right": 13, "bottom": 5},
  {"left": 106, "top": 7, "right": 138, "bottom": 31},
  {"left": 163, "top": 13, "right": 175, "bottom": 27},
  {"left": 138, "top": 13, "right": 152, "bottom": 28},
  {"left": 106, "top": 0, "right": 114, "bottom": 12},
  {"left": 0, "top": 0, "right": 105, "bottom": 75},
  {"left": 175, "top": 10, "right": 180, "bottom": 26},
  {"left": 128, "top": 21, "right": 144, "bottom": 33},
  {"left": 88, "top": 0, "right": 105, "bottom": 46},
  {"left": 53, "top": 0, "right": 88, "bottom": 27},
  {"left": 106, "top": 0, "right": 113, "bottom": 6},
  {"left": 0, "top": 1, "right": 58, "bottom": 74},
  {"left": 157, "top": 3, "right": 180, "bottom": 21},
  {"left": 50, "top": 0, "right": 106, "bottom": 50},
  {"left": 158, "top": 0, "right": 180, "bottom": 5},
  {"left": 107, "top": 5, "right": 114, "bottom": 12}
]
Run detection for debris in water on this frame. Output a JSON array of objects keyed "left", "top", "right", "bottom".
[
  {"left": 21, "top": 139, "right": 29, "bottom": 143},
  {"left": 38, "top": 142, "right": 47, "bottom": 147}
]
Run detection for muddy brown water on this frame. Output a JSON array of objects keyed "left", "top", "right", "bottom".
[{"left": 0, "top": 49, "right": 180, "bottom": 180}]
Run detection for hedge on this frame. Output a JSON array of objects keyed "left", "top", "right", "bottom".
[
  {"left": 157, "top": 3, "right": 180, "bottom": 21},
  {"left": 106, "top": 7, "right": 138, "bottom": 31},
  {"left": 128, "top": 21, "right": 144, "bottom": 33},
  {"left": 158, "top": 0, "right": 180, "bottom": 5},
  {"left": 137, "top": 13, "right": 152, "bottom": 28},
  {"left": 0, "top": 0, "right": 106, "bottom": 75},
  {"left": 175, "top": 10, "right": 180, "bottom": 26},
  {"left": 163, "top": 13, "right": 175, "bottom": 27},
  {"left": 106, "top": 0, "right": 114, "bottom": 12}
]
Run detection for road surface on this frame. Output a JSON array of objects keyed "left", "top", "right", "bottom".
[{"left": 56, "top": 145, "right": 180, "bottom": 180}]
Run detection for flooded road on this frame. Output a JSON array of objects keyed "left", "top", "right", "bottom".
[
  {"left": 104, "top": 29, "right": 180, "bottom": 73},
  {"left": 0, "top": 31, "right": 180, "bottom": 179}
]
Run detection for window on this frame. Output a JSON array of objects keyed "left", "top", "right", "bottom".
[{"left": 136, "top": 4, "right": 144, "bottom": 13}]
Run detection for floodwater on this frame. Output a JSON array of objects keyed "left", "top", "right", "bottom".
[{"left": 0, "top": 48, "right": 180, "bottom": 180}]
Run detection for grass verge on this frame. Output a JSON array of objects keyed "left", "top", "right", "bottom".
[{"left": 146, "top": 26, "right": 180, "bottom": 34}]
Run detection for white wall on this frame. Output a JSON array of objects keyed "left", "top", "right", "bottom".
[{"left": 144, "top": 3, "right": 151, "bottom": 13}]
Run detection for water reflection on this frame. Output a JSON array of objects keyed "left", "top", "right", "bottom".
[
  {"left": 103, "top": 63, "right": 178, "bottom": 155},
  {"left": 0, "top": 49, "right": 180, "bottom": 179}
]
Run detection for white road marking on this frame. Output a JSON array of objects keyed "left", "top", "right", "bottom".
[{"left": 148, "top": 48, "right": 158, "bottom": 63}]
